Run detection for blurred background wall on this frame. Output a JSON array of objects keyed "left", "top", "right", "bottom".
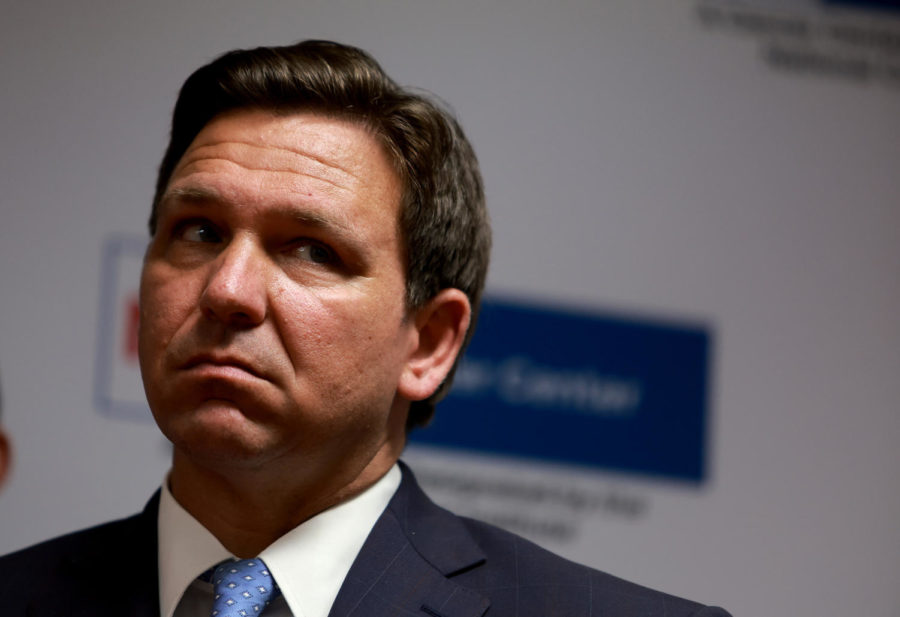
[{"left": 1, "top": 1, "right": 898, "bottom": 615}]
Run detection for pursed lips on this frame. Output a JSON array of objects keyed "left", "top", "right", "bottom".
[{"left": 181, "top": 354, "right": 266, "bottom": 380}]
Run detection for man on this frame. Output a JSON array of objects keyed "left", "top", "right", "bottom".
[
  {"left": 0, "top": 380, "right": 11, "bottom": 493},
  {"left": 0, "top": 41, "right": 729, "bottom": 616},
  {"left": 0, "top": 425, "right": 8, "bottom": 492}
]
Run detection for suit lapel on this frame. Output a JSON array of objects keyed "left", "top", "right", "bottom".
[{"left": 328, "top": 463, "right": 490, "bottom": 617}]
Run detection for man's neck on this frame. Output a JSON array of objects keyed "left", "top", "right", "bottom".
[{"left": 168, "top": 446, "right": 401, "bottom": 557}]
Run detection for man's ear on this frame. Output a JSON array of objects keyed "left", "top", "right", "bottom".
[{"left": 398, "top": 288, "right": 471, "bottom": 402}]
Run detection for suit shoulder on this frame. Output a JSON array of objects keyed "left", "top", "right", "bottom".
[
  {"left": 0, "top": 498, "right": 157, "bottom": 592},
  {"left": 0, "top": 504, "right": 160, "bottom": 614},
  {"left": 0, "top": 512, "right": 143, "bottom": 572},
  {"left": 456, "top": 516, "right": 730, "bottom": 617}
]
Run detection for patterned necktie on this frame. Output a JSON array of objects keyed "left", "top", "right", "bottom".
[{"left": 209, "top": 558, "right": 281, "bottom": 617}]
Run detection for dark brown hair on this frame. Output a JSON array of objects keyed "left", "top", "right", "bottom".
[{"left": 150, "top": 40, "right": 491, "bottom": 429}]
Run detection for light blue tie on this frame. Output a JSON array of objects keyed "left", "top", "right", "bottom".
[{"left": 210, "top": 558, "right": 280, "bottom": 617}]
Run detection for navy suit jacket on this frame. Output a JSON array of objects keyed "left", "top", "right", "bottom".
[{"left": 1, "top": 464, "right": 730, "bottom": 616}]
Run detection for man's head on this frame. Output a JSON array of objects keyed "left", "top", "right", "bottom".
[
  {"left": 148, "top": 40, "right": 490, "bottom": 430},
  {"left": 140, "top": 40, "right": 491, "bottom": 498},
  {"left": 0, "top": 379, "right": 10, "bottom": 492}
]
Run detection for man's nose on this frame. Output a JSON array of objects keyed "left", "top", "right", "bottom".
[{"left": 199, "top": 236, "right": 268, "bottom": 327}]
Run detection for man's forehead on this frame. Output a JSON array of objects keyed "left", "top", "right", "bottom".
[
  {"left": 175, "top": 109, "right": 389, "bottom": 187},
  {"left": 157, "top": 111, "right": 405, "bottom": 250}
]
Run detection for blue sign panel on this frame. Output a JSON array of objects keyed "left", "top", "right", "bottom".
[
  {"left": 822, "top": 0, "right": 900, "bottom": 11},
  {"left": 411, "top": 298, "right": 713, "bottom": 483}
]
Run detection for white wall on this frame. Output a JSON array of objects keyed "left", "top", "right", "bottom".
[{"left": 1, "top": 2, "right": 898, "bottom": 615}]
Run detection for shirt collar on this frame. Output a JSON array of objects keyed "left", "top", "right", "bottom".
[{"left": 158, "top": 464, "right": 401, "bottom": 617}]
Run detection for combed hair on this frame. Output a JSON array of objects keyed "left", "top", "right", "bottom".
[{"left": 150, "top": 40, "right": 491, "bottom": 429}]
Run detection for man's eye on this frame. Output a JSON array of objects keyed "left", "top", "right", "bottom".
[
  {"left": 294, "top": 241, "right": 335, "bottom": 264},
  {"left": 177, "top": 221, "right": 221, "bottom": 243}
]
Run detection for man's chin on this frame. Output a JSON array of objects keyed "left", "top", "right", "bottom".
[{"left": 162, "top": 404, "right": 284, "bottom": 469}]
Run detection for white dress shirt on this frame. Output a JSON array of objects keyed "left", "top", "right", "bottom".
[{"left": 158, "top": 464, "right": 401, "bottom": 617}]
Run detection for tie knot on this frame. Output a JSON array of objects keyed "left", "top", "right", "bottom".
[{"left": 210, "top": 557, "right": 280, "bottom": 617}]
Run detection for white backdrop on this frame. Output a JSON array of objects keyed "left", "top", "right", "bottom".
[{"left": 2, "top": 2, "right": 899, "bottom": 616}]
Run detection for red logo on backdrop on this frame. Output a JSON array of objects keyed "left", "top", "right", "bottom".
[
  {"left": 95, "top": 235, "right": 150, "bottom": 421},
  {"left": 123, "top": 294, "right": 140, "bottom": 362}
]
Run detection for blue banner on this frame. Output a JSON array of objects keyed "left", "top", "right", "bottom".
[
  {"left": 412, "top": 298, "right": 713, "bottom": 483},
  {"left": 822, "top": 0, "right": 900, "bottom": 10}
]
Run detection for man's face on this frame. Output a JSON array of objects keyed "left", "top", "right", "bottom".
[{"left": 139, "top": 110, "right": 416, "bottom": 482}]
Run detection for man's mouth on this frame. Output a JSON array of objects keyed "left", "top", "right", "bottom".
[{"left": 181, "top": 354, "right": 264, "bottom": 380}]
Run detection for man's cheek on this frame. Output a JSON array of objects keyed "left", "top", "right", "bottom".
[{"left": 140, "top": 272, "right": 198, "bottom": 328}]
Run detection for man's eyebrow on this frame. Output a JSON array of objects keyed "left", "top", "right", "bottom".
[
  {"left": 159, "top": 186, "right": 223, "bottom": 207},
  {"left": 279, "top": 206, "right": 359, "bottom": 243},
  {"left": 158, "top": 186, "right": 365, "bottom": 249}
]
